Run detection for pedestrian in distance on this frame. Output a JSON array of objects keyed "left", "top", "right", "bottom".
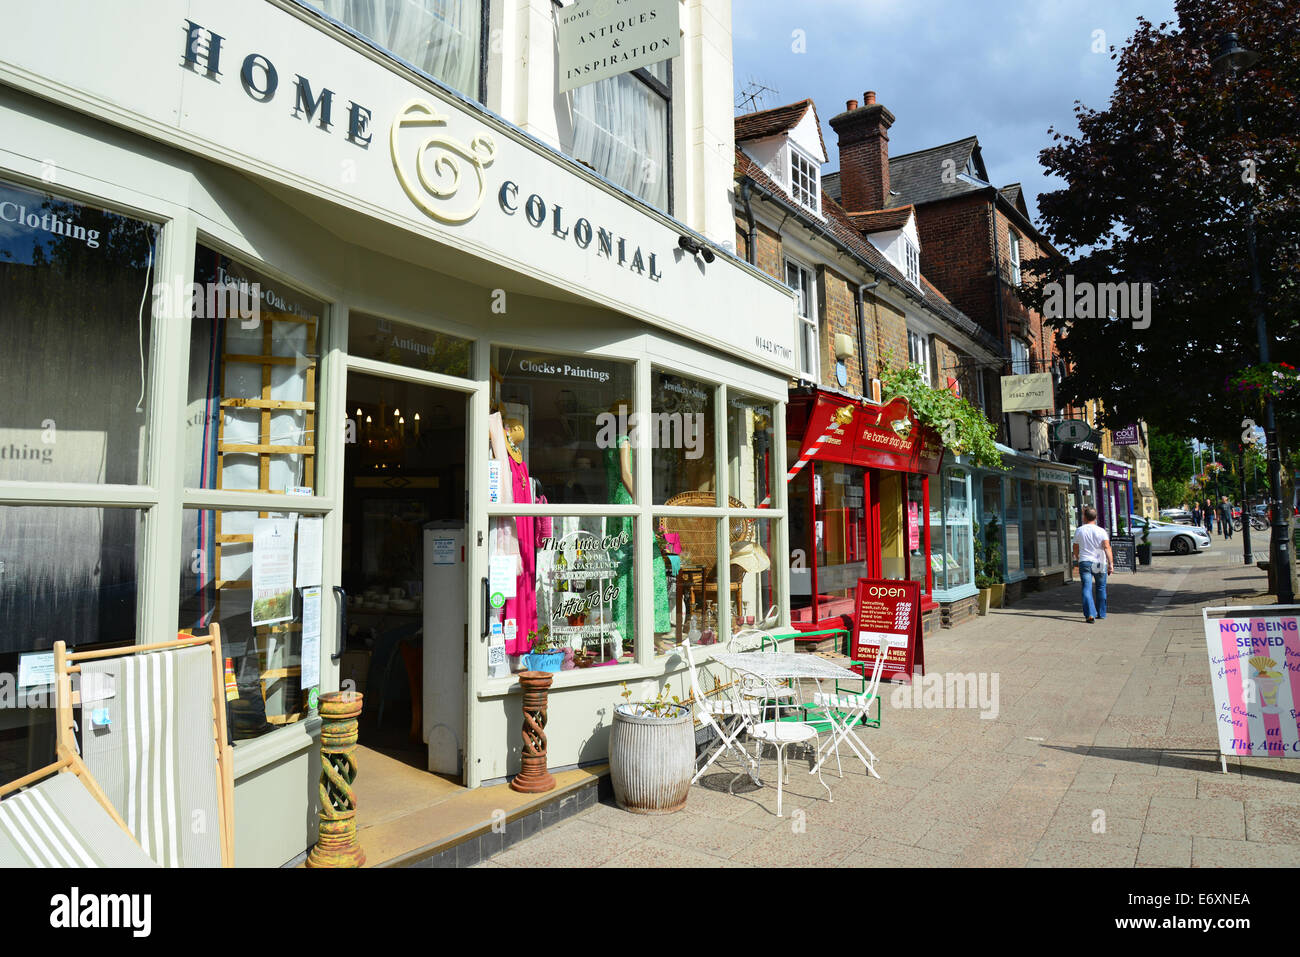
[
  {"left": 1191, "top": 502, "right": 1202, "bottom": 527},
  {"left": 1072, "top": 505, "right": 1114, "bottom": 624},
  {"left": 1220, "top": 495, "right": 1234, "bottom": 540},
  {"left": 1204, "top": 498, "right": 1214, "bottom": 536}
]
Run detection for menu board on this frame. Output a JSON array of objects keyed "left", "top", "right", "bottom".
[
  {"left": 851, "top": 578, "right": 924, "bottom": 682},
  {"left": 1111, "top": 534, "right": 1136, "bottom": 573},
  {"left": 1203, "top": 609, "right": 1300, "bottom": 759}
]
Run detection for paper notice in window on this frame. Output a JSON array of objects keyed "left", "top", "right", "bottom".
[
  {"left": 300, "top": 585, "right": 321, "bottom": 689},
  {"left": 296, "top": 516, "right": 323, "bottom": 587},
  {"left": 489, "top": 554, "right": 517, "bottom": 600},
  {"left": 252, "top": 518, "right": 296, "bottom": 626}
]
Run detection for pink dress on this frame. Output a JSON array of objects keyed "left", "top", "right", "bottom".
[{"left": 503, "top": 455, "right": 549, "bottom": 654}]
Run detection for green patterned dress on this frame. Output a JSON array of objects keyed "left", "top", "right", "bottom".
[{"left": 606, "top": 435, "right": 670, "bottom": 640}]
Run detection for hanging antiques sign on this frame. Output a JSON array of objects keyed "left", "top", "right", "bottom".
[
  {"left": 1000, "top": 373, "right": 1055, "bottom": 412},
  {"left": 851, "top": 578, "right": 924, "bottom": 683},
  {"left": 556, "top": 0, "right": 681, "bottom": 93},
  {"left": 1202, "top": 606, "right": 1300, "bottom": 763}
]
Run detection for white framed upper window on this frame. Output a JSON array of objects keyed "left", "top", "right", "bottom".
[
  {"left": 1011, "top": 337, "right": 1031, "bottom": 375},
  {"left": 907, "top": 330, "right": 931, "bottom": 386},
  {"left": 1008, "top": 231, "right": 1022, "bottom": 286},
  {"left": 786, "top": 258, "right": 818, "bottom": 379},
  {"left": 904, "top": 238, "right": 921, "bottom": 288},
  {"left": 789, "top": 145, "right": 820, "bottom": 214}
]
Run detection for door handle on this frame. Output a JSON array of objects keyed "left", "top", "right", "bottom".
[
  {"left": 332, "top": 585, "right": 347, "bottom": 663},
  {"left": 481, "top": 577, "right": 489, "bottom": 639}
]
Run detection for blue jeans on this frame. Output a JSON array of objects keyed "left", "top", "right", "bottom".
[{"left": 1080, "top": 561, "right": 1107, "bottom": 619}]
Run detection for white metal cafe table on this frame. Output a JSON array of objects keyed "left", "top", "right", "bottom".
[{"left": 710, "top": 651, "right": 862, "bottom": 816}]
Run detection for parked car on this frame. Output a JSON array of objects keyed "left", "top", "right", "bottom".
[
  {"left": 1159, "top": 508, "right": 1192, "bottom": 525},
  {"left": 1130, "top": 514, "right": 1211, "bottom": 555}
]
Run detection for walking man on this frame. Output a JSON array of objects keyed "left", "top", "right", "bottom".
[
  {"left": 1072, "top": 506, "right": 1114, "bottom": 623},
  {"left": 1204, "top": 498, "right": 1215, "bottom": 536},
  {"left": 1220, "top": 495, "right": 1234, "bottom": 540}
]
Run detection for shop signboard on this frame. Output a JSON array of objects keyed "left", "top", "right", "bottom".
[
  {"left": 794, "top": 394, "right": 944, "bottom": 476},
  {"left": 556, "top": 0, "right": 681, "bottom": 93},
  {"left": 1052, "top": 419, "right": 1094, "bottom": 444},
  {"left": 1113, "top": 424, "right": 1141, "bottom": 446},
  {"left": 1110, "top": 534, "right": 1137, "bottom": 573},
  {"left": 1202, "top": 606, "right": 1300, "bottom": 765},
  {"left": 1000, "top": 373, "right": 1055, "bottom": 412},
  {"left": 851, "top": 578, "right": 924, "bottom": 683},
  {"left": 1103, "top": 463, "right": 1131, "bottom": 482},
  {"left": 1038, "top": 468, "right": 1072, "bottom": 486}
]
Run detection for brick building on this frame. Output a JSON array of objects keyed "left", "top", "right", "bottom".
[{"left": 733, "top": 95, "right": 1006, "bottom": 631}]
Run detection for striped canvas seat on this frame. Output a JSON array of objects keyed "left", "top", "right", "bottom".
[
  {"left": 0, "top": 772, "right": 158, "bottom": 868},
  {"left": 79, "top": 645, "right": 223, "bottom": 868},
  {"left": 707, "top": 698, "right": 762, "bottom": 718}
]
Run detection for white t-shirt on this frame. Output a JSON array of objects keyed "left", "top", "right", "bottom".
[{"left": 1074, "top": 523, "right": 1110, "bottom": 568}]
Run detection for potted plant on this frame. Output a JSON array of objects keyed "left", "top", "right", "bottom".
[
  {"left": 973, "top": 516, "right": 992, "bottom": 615},
  {"left": 522, "top": 627, "right": 565, "bottom": 673},
  {"left": 981, "top": 516, "right": 1005, "bottom": 608},
  {"left": 1137, "top": 518, "right": 1153, "bottom": 565},
  {"left": 608, "top": 682, "right": 694, "bottom": 814}
]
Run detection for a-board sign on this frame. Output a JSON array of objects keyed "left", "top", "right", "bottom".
[
  {"left": 851, "top": 578, "right": 924, "bottom": 682},
  {"left": 1111, "top": 534, "right": 1136, "bottom": 573},
  {"left": 1202, "top": 606, "right": 1300, "bottom": 760}
]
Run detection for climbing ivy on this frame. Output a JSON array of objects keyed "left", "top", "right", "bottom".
[{"left": 880, "top": 364, "right": 1005, "bottom": 470}]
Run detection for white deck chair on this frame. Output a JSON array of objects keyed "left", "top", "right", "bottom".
[
  {"left": 810, "top": 643, "right": 887, "bottom": 780},
  {"left": 681, "top": 639, "right": 761, "bottom": 787}
]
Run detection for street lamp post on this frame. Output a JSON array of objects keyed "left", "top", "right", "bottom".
[{"left": 1213, "top": 32, "right": 1294, "bottom": 602}]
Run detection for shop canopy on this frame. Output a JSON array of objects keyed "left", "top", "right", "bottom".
[{"left": 788, "top": 390, "right": 944, "bottom": 478}]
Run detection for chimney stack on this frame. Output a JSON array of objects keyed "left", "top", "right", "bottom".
[{"left": 830, "top": 90, "right": 896, "bottom": 212}]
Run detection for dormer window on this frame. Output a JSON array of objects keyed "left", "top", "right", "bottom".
[
  {"left": 790, "top": 145, "right": 820, "bottom": 213},
  {"left": 965, "top": 155, "right": 978, "bottom": 178},
  {"left": 904, "top": 238, "right": 920, "bottom": 287}
]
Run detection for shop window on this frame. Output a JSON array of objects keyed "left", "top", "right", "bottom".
[
  {"left": 652, "top": 370, "right": 717, "bottom": 506},
  {"left": 935, "top": 470, "right": 972, "bottom": 591},
  {"left": 569, "top": 60, "right": 671, "bottom": 212},
  {"left": 347, "top": 312, "right": 471, "bottom": 377},
  {"left": 178, "top": 508, "right": 321, "bottom": 740},
  {"left": 906, "top": 473, "right": 927, "bottom": 590},
  {"left": 186, "top": 246, "right": 325, "bottom": 494},
  {"left": 310, "top": 0, "right": 485, "bottom": 102},
  {"left": 788, "top": 445, "right": 814, "bottom": 608},
  {"left": 727, "top": 392, "right": 776, "bottom": 509},
  {"left": 490, "top": 346, "right": 635, "bottom": 505},
  {"left": 0, "top": 179, "right": 158, "bottom": 485},
  {"left": 1037, "top": 484, "right": 1051, "bottom": 567},
  {"left": 486, "top": 514, "right": 637, "bottom": 674},
  {"left": 1003, "top": 478, "right": 1022, "bottom": 575},
  {"left": 1019, "top": 479, "right": 1037, "bottom": 568},
  {"left": 815, "top": 464, "right": 868, "bottom": 603}
]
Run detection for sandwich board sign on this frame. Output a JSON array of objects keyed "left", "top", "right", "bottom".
[
  {"left": 851, "top": 578, "right": 924, "bottom": 683},
  {"left": 1202, "top": 605, "right": 1300, "bottom": 771}
]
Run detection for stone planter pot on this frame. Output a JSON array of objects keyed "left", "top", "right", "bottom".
[
  {"left": 976, "top": 588, "right": 991, "bottom": 616},
  {"left": 609, "top": 703, "right": 693, "bottom": 815},
  {"left": 989, "top": 583, "right": 1005, "bottom": 608}
]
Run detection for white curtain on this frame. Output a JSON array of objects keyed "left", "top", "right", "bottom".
[
  {"left": 317, "top": 0, "right": 481, "bottom": 98},
  {"left": 570, "top": 72, "right": 669, "bottom": 211}
]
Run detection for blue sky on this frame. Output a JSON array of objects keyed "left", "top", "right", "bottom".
[{"left": 732, "top": 0, "right": 1180, "bottom": 227}]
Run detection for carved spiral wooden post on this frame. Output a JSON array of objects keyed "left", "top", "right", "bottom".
[
  {"left": 306, "top": 691, "right": 366, "bottom": 868},
  {"left": 510, "top": 671, "right": 557, "bottom": 794}
]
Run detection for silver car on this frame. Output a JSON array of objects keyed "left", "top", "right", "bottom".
[{"left": 1130, "top": 514, "right": 1211, "bottom": 555}]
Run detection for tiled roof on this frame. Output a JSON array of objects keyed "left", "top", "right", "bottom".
[
  {"left": 886, "top": 136, "right": 984, "bottom": 207},
  {"left": 735, "top": 149, "right": 1003, "bottom": 356},
  {"left": 847, "top": 206, "right": 914, "bottom": 233},
  {"left": 734, "top": 100, "right": 828, "bottom": 162}
]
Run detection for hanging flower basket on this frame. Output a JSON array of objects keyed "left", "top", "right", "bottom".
[{"left": 1225, "top": 363, "right": 1300, "bottom": 409}]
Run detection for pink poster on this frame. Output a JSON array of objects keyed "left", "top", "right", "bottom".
[
  {"left": 908, "top": 501, "right": 920, "bottom": 551},
  {"left": 1204, "top": 611, "right": 1300, "bottom": 757}
]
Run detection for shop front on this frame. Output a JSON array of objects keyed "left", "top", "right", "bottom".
[
  {"left": 1096, "top": 460, "right": 1135, "bottom": 534},
  {"left": 0, "top": 0, "right": 797, "bottom": 865},
  {"left": 785, "top": 390, "right": 945, "bottom": 637}
]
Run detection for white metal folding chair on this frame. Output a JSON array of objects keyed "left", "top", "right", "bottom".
[
  {"left": 731, "top": 628, "right": 799, "bottom": 710},
  {"left": 810, "top": 643, "right": 886, "bottom": 780},
  {"left": 681, "top": 639, "right": 761, "bottom": 787}
]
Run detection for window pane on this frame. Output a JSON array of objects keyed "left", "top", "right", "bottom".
[
  {"left": 570, "top": 72, "right": 669, "bottom": 210},
  {"left": 312, "top": 0, "right": 482, "bottom": 99},
  {"left": 939, "top": 471, "right": 972, "bottom": 590},
  {"left": 727, "top": 392, "right": 777, "bottom": 508},
  {"left": 816, "top": 464, "right": 868, "bottom": 603},
  {"left": 655, "top": 514, "right": 705, "bottom": 654},
  {"left": 347, "top": 312, "right": 470, "bottom": 377},
  {"left": 487, "top": 515, "right": 636, "bottom": 674},
  {"left": 490, "top": 346, "right": 634, "bottom": 505},
  {"left": 652, "top": 370, "right": 716, "bottom": 505},
  {"left": 0, "top": 180, "right": 158, "bottom": 484},
  {"left": 187, "top": 246, "right": 325, "bottom": 493},
  {"left": 907, "top": 474, "right": 926, "bottom": 589},
  {"left": 178, "top": 508, "right": 318, "bottom": 741}
]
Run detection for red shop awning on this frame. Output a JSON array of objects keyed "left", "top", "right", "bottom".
[{"left": 789, "top": 391, "right": 944, "bottom": 477}]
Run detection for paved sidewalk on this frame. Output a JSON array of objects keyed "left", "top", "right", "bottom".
[{"left": 480, "top": 555, "right": 1300, "bottom": 867}]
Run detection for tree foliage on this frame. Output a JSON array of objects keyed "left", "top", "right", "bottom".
[{"left": 1026, "top": 0, "right": 1300, "bottom": 449}]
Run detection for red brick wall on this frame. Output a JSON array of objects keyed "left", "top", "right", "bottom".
[
  {"left": 817, "top": 266, "right": 865, "bottom": 394},
  {"left": 736, "top": 215, "right": 785, "bottom": 283},
  {"left": 912, "top": 194, "right": 996, "bottom": 339}
]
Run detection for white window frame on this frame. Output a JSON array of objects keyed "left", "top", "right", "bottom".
[
  {"left": 789, "top": 144, "right": 820, "bottom": 215},
  {"left": 907, "top": 330, "right": 931, "bottom": 386},
  {"left": 904, "top": 238, "right": 921, "bottom": 288},
  {"left": 1008, "top": 231, "right": 1022, "bottom": 286},
  {"left": 1011, "top": 337, "right": 1030, "bottom": 375},
  {"left": 785, "top": 258, "right": 818, "bottom": 380}
]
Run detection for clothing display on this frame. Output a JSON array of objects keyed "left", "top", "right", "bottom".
[{"left": 605, "top": 434, "right": 670, "bottom": 640}]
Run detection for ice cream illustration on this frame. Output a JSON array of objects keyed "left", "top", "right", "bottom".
[{"left": 1249, "top": 656, "right": 1282, "bottom": 713}]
